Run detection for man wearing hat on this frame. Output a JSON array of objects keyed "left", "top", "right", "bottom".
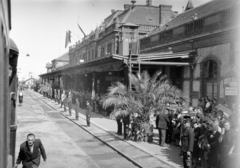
[
  {"left": 85, "top": 100, "right": 92, "bottom": 126},
  {"left": 181, "top": 116, "right": 194, "bottom": 168}
]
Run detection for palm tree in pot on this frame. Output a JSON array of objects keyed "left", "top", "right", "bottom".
[{"left": 102, "top": 70, "right": 186, "bottom": 142}]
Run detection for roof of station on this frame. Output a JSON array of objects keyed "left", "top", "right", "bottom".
[
  {"left": 149, "top": 0, "right": 237, "bottom": 35},
  {"left": 53, "top": 52, "right": 69, "bottom": 61},
  {"left": 118, "top": 5, "right": 161, "bottom": 26}
]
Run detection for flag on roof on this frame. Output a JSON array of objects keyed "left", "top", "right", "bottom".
[{"left": 65, "top": 30, "right": 71, "bottom": 48}]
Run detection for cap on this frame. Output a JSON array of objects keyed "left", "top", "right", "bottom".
[
  {"left": 183, "top": 115, "right": 191, "bottom": 119},
  {"left": 183, "top": 115, "right": 191, "bottom": 123}
]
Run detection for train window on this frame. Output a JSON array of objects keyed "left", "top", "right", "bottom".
[{"left": 9, "top": 65, "right": 13, "bottom": 77}]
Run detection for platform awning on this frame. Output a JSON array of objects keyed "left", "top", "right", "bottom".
[
  {"left": 130, "top": 61, "right": 190, "bottom": 66},
  {"left": 138, "top": 52, "right": 189, "bottom": 61},
  {"left": 111, "top": 51, "right": 192, "bottom": 66}
]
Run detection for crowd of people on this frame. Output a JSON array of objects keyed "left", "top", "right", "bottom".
[
  {"left": 41, "top": 88, "right": 111, "bottom": 123},
  {"left": 154, "top": 97, "right": 239, "bottom": 168},
  {"left": 41, "top": 87, "right": 239, "bottom": 168}
]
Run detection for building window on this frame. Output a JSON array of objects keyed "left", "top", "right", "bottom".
[
  {"left": 90, "top": 50, "right": 92, "bottom": 61},
  {"left": 101, "top": 47, "right": 105, "bottom": 57},
  {"left": 72, "top": 56, "right": 75, "bottom": 65},
  {"left": 88, "top": 51, "right": 90, "bottom": 61},
  {"left": 185, "top": 19, "right": 203, "bottom": 34},
  {"left": 83, "top": 52, "right": 86, "bottom": 61},
  {"left": 194, "top": 19, "right": 203, "bottom": 30},
  {"left": 185, "top": 22, "right": 194, "bottom": 34},
  {"left": 107, "top": 43, "right": 112, "bottom": 54},
  {"left": 92, "top": 49, "right": 94, "bottom": 60},
  {"left": 97, "top": 47, "right": 101, "bottom": 58},
  {"left": 202, "top": 59, "right": 219, "bottom": 100},
  {"left": 204, "top": 60, "right": 218, "bottom": 78}
]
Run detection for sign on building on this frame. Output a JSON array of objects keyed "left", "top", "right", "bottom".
[
  {"left": 225, "top": 87, "right": 238, "bottom": 96},
  {"left": 229, "top": 82, "right": 238, "bottom": 87}
]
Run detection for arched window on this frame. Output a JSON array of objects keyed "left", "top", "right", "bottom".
[
  {"left": 204, "top": 60, "right": 218, "bottom": 78},
  {"left": 202, "top": 59, "right": 219, "bottom": 100}
]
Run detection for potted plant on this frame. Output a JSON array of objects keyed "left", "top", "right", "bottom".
[{"left": 102, "top": 70, "right": 186, "bottom": 142}]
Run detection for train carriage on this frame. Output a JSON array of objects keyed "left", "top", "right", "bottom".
[{"left": 0, "top": 0, "right": 19, "bottom": 167}]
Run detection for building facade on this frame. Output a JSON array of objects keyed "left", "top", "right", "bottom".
[
  {"left": 40, "top": 0, "right": 239, "bottom": 108},
  {"left": 139, "top": 0, "right": 240, "bottom": 107},
  {"left": 40, "top": 2, "right": 178, "bottom": 99}
]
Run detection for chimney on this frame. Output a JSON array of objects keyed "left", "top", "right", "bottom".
[
  {"left": 159, "top": 4, "right": 173, "bottom": 27},
  {"left": 111, "top": 9, "right": 115, "bottom": 14},
  {"left": 146, "top": 0, "right": 152, "bottom": 6},
  {"left": 124, "top": 4, "right": 131, "bottom": 10}
]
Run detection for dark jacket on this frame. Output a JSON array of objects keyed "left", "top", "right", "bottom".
[
  {"left": 208, "top": 131, "right": 221, "bottom": 167},
  {"left": 16, "top": 139, "right": 47, "bottom": 168},
  {"left": 86, "top": 104, "right": 92, "bottom": 116},
  {"left": 193, "top": 126, "right": 201, "bottom": 158},
  {"left": 157, "top": 113, "right": 169, "bottom": 130},
  {"left": 72, "top": 93, "right": 76, "bottom": 105},
  {"left": 181, "top": 127, "right": 194, "bottom": 152}
]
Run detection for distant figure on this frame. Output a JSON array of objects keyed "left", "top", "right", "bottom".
[
  {"left": 18, "top": 89, "right": 23, "bottom": 106},
  {"left": 75, "top": 95, "right": 80, "bottom": 120},
  {"left": 115, "top": 108, "right": 123, "bottom": 135},
  {"left": 60, "top": 90, "right": 66, "bottom": 111},
  {"left": 67, "top": 91, "right": 72, "bottom": 116},
  {"left": 85, "top": 101, "right": 92, "bottom": 126},
  {"left": 15, "top": 133, "right": 47, "bottom": 168},
  {"left": 57, "top": 89, "right": 61, "bottom": 104}
]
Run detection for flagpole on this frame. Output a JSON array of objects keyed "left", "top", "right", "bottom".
[
  {"left": 58, "top": 36, "right": 60, "bottom": 55},
  {"left": 78, "top": 16, "right": 80, "bottom": 38}
]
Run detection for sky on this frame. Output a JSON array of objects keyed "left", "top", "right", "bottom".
[{"left": 10, "top": 0, "right": 212, "bottom": 81}]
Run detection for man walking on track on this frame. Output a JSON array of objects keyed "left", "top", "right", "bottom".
[{"left": 15, "top": 133, "right": 47, "bottom": 168}]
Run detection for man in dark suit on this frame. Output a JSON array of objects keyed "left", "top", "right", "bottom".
[
  {"left": 15, "top": 133, "right": 47, "bottom": 168},
  {"left": 157, "top": 109, "right": 170, "bottom": 147},
  {"left": 86, "top": 100, "right": 92, "bottom": 126},
  {"left": 116, "top": 115, "right": 123, "bottom": 135},
  {"left": 181, "top": 116, "right": 194, "bottom": 168}
]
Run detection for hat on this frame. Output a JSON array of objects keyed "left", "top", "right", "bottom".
[
  {"left": 183, "top": 115, "right": 191, "bottom": 119},
  {"left": 183, "top": 115, "right": 191, "bottom": 123}
]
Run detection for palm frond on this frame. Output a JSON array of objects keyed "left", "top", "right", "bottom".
[
  {"left": 110, "top": 109, "right": 129, "bottom": 119},
  {"left": 103, "top": 70, "right": 187, "bottom": 124}
]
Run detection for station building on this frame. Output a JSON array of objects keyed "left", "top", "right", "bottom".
[
  {"left": 40, "top": 0, "right": 240, "bottom": 108},
  {"left": 139, "top": 0, "right": 239, "bottom": 107},
  {"left": 40, "top": 1, "right": 178, "bottom": 98}
]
